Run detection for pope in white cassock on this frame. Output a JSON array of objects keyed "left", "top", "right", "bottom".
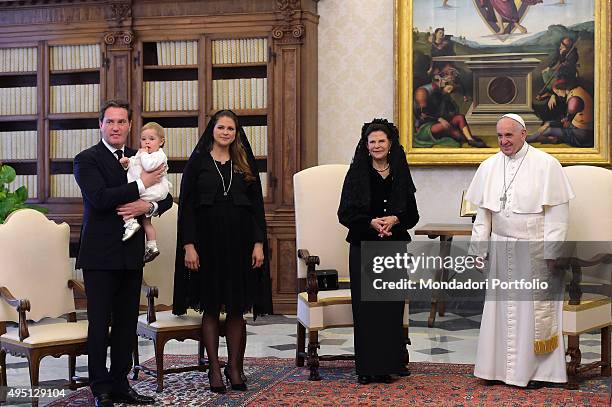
[{"left": 465, "top": 113, "right": 575, "bottom": 387}]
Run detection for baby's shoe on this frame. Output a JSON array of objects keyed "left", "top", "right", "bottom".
[
  {"left": 144, "top": 246, "right": 160, "bottom": 263},
  {"left": 122, "top": 221, "right": 141, "bottom": 241}
]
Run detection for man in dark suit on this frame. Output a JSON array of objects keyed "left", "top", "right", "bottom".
[{"left": 74, "top": 100, "right": 172, "bottom": 407}]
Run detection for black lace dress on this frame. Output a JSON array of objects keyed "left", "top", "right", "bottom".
[{"left": 173, "top": 156, "right": 271, "bottom": 316}]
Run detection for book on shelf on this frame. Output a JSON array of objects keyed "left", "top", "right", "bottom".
[
  {"left": 259, "top": 172, "right": 267, "bottom": 198},
  {"left": 212, "top": 38, "right": 267, "bottom": 65},
  {"left": 13, "top": 174, "right": 37, "bottom": 198},
  {"left": 0, "top": 47, "right": 37, "bottom": 73},
  {"left": 0, "top": 87, "right": 37, "bottom": 115},
  {"left": 163, "top": 127, "right": 198, "bottom": 159},
  {"left": 243, "top": 126, "right": 267, "bottom": 157},
  {"left": 51, "top": 174, "right": 81, "bottom": 198},
  {"left": 166, "top": 172, "right": 183, "bottom": 197},
  {"left": 50, "top": 44, "right": 101, "bottom": 71},
  {"left": 0, "top": 131, "right": 37, "bottom": 160},
  {"left": 142, "top": 80, "right": 198, "bottom": 112},
  {"left": 155, "top": 40, "right": 198, "bottom": 66},
  {"left": 50, "top": 128, "right": 99, "bottom": 159},
  {"left": 212, "top": 78, "right": 267, "bottom": 110},
  {"left": 50, "top": 84, "right": 100, "bottom": 113}
]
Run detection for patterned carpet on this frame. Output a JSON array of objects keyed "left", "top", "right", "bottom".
[{"left": 47, "top": 355, "right": 611, "bottom": 406}]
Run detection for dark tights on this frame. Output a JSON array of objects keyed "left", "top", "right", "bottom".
[{"left": 201, "top": 309, "right": 246, "bottom": 387}]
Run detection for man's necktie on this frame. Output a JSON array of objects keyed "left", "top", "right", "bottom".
[{"left": 114, "top": 150, "right": 123, "bottom": 160}]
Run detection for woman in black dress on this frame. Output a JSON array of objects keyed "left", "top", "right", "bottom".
[
  {"left": 338, "top": 118, "right": 419, "bottom": 385},
  {"left": 173, "top": 110, "right": 272, "bottom": 393}
]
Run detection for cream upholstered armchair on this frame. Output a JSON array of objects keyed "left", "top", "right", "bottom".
[
  {"left": 294, "top": 164, "right": 410, "bottom": 380},
  {"left": 562, "top": 165, "right": 612, "bottom": 389},
  {"left": 0, "top": 209, "right": 88, "bottom": 390},
  {"left": 132, "top": 203, "right": 206, "bottom": 392}
]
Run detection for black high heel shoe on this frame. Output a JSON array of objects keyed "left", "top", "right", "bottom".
[
  {"left": 207, "top": 370, "right": 227, "bottom": 393},
  {"left": 224, "top": 365, "right": 248, "bottom": 383},
  {"left": 358, "top": 375, "right": 372, "bottom": 385},
  {"left": 224, "top": 368, "right": 247, "bottom": 391},
  {"left": 374, "top": 374, "right": 393, "bottom": 384}
]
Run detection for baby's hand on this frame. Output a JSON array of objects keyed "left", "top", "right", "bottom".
[
  {"left": 119, "top": 156, "right": 130, "bottom": 168},
  {"left": 139, "top": 147, "right": 149, "bottom": 153}
]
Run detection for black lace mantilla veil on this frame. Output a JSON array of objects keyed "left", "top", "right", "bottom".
[
  {"left": 338, "top": 118, "right": 416, "bottom": 225},
  {"left": 172, "top": 109, "right": 273, "bottom": 318}
]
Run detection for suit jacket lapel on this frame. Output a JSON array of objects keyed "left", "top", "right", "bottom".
[{"left": 95, "top": 141, "right": 128, "bottom": 183}]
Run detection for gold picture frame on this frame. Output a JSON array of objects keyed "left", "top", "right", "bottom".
[{"left": 395, "top": 0, "right": 611, "bottom": 165}]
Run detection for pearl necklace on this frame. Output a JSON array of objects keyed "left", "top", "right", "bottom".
[{"left": 373, "top": 163, "right": 390, "bottom": 173}]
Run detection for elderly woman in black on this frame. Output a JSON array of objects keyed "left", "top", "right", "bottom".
[
  {"left": 338, "top": 119, "right": 419, "bottom": 385},
  {"left": 173, "top": 110, "right": 272, "bottom": 393}
]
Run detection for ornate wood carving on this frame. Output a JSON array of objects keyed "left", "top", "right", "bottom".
[
  {"left": 273, "top": 0, "right": 304, "bottom": 42},
  {"left": 104, "top": 30, "right": 135, "bottom": 48},
  {"left": 107, "top": 1, "right": 132, "bottom": 23},
  {"left": 0, "top": 1, "right": 107, "bottom": 26},
  {"left": 307, "top": 330, "right": 321, "bottom": 380},
  {"left": 274, "top": 46, "right": 300, "bottom": 206}
]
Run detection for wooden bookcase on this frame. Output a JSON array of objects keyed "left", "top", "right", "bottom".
[
  {"left": 0, "top": 44, "right": 40, "bottom": 199},
  {"left": 0, "top": 0, "right": 319, "bottom": 313}
]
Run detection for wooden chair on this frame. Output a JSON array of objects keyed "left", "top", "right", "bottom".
[
  {"left": 0, "top": 209, "right": 88, "bottom": 391},
  {"left": 132, "top": 203, "right": 206, "bottom": 392},
  {"left": 562, "top": 165, "right": 612, "bottom": 389},
  {"left": 294, "top": 165, "right": 410, "bottom": 380}
]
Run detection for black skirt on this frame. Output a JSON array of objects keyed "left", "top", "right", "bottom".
[
  {"left": 186, "top": 192, "right": 256, "bottom": 315},
  {"left": 349, "top": 242, "right": 406, "bottom": 376}
]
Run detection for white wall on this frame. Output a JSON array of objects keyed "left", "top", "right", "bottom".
[{"left": 318, "top": 0, "right": 476, "bottom": 230}]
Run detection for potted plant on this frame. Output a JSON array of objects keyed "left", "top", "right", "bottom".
[{"left": 0, "top": 163, "right": 47, "bottom": 223}]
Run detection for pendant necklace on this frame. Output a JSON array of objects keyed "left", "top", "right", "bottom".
[
  {"left": 500, "top": 145, "right": 529, "bottom": 210},
  {"left": 213, "top": 158, "right": 233, "bottom": 196}
]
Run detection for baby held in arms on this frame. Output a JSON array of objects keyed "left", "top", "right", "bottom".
[{"left": 119, "top": 122, "right": 172, "bottom": 263}]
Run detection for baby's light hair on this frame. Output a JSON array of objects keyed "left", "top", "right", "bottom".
[{"left": 142, "top": 121, "right": 165, "bottom": 147}]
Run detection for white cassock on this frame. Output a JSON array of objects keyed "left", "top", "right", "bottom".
[{"left": 466, "top": 142, "right": 575, "bottom": 386}]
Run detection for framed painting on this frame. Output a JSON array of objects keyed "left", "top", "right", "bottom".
[{"left": 395, "top": 0, "right": 611, "bottom": 165}]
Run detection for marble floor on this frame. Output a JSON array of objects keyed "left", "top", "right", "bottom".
[{"left": 1, "top": 310, "right": 606, "bottom": 406}]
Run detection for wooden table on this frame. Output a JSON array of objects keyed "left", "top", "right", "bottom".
[{"left": 414, "top": 223, "right": 473, "bottom": 328}]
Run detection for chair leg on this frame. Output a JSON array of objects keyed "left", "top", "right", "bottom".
[
  {"left": 68, "top": 352, "right": 77, "bottom": 390},
  {"left": 566, "top": 334, "right": 581, "bottom": 390},
  {"left": 296, "top": 322, "right": 305, "bottom": 367},
  {"left": 153, "top": 338, "right": 166, "bottom": 393},
  {"left": 28, "top": 352, "right": 41, "bottom": 387},
  {"left": 132, "top": 338, "right": 141, "bottom": 380},
  {"left": 198, "top": 337, "right": 205, "bottom": 368},
  {"left": 307, "top": 330, "right": 320, "bottom": 381},
  {"left": 0, "top": 348, "right": 7, "bottom": 386},
  {"left": 403, "top": 327, "right": 410, "bottom": 365},
  {"left": 601, "top": 326, "right": 611, "bottom": 376}
]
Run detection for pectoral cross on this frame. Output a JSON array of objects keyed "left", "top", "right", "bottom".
[{"left": 500, "top": 194, "right": 507, "bottom": 209}]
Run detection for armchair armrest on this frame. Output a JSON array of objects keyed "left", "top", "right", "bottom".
[
  {"left": 562, "top": 253, "right": 612, "bottom": 305},
  {"left": 0, "top": 286, "right": 30, "bottom": 341},
  {"left": 68, "top": 279, "right": 86, "bottom": 296},
  {"left": 298, "top": 249, "right": 321, "bottom": 302},
  {"left": 141, "top": 279, "right": 159, "bottom": 324},
  {"left": 66, "top": 280, "right": 86, "bottom": 322}
]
